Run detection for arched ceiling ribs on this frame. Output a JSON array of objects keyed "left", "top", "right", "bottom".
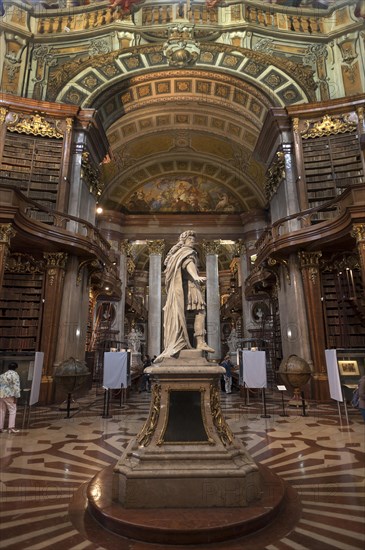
[{"left": 50, "top": 42, "right": 316, "bottom": 119}]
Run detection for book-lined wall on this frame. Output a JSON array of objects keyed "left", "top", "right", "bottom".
[
  {"left": 0, "top": 132, "right": 63, "bottom": 221},
  {"left": 0, "top": 271, "right": 43, "bottom": 353}
]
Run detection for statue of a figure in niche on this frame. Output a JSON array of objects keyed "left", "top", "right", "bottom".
[
  {"left": 155, "top": 230, "right": 214, "bottom": 362},
  {"left": 227, "top": 328, "right": 239, "bottom": 353},
  {"left": 127, "top": 327, "right": 142, "bottom": 352}
]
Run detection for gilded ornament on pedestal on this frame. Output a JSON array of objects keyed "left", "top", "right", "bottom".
[
  {"left": 210, "top": 384, "right": 233, "bottom": 447},
  {"left": 137, "top": 384, "right": 161, "bottom": 447}
]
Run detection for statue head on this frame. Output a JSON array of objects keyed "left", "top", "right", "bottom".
[{"left": 179, "top": 230, "right": 196, "bottom": 245}]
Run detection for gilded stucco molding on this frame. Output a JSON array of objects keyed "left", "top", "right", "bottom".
[
  {"left": 6, "top": 253, "right": 44, "bottom": 274},
  {"left": 81, "top": 152, "right": 103, "bottom": 197},
  {"left": 265, "top": 151, "right": 285, "bottom": 200},
  {"left": 321, "top": 252, "right": 360, "bottom": 273},
  {"left": 235, "top": 239, "right": 246, "bottom": 256},
  {"left": 210, "top": 383, "right": 233, "bottom": 447},
  {"left": 0, "top": 107, "right": 8, "bottom": 125},
  {"left": 0, "top": 224, "right": 16, "bottom": 244},
  {"left": 301, "top": 114, "right": 357, "bottom": 139},
  {"left": 119, "top": 239, "right": 132, "bottom": 255},
  {"left": 137, "top": 383, "right": 161, "bottom": 447},
  {"left": 47, "top": 42, "right": 316, "bottom": 105},
  {"left": 351, "top": 224, "right": 365, "bottom": 242},
  {"left": 6, "top": 112, "right": 64, "bottom": 139}
]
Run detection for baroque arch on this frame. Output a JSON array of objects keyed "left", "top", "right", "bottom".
[{"left": 47, "top": 41, "right": 315, "bottom": 215}]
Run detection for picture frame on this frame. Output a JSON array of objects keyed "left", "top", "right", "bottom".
[{"left": 338, "top": 360, "right": 360, "bottom": 376}]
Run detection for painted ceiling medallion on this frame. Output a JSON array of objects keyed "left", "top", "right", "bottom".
[{"left": 163, "top": 25, "right": 200, "bottom": 68}]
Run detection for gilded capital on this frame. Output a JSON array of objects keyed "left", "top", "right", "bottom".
[
  {"left": 147, "top": 240, "right": 165, "bottom": 255},
  {"left": 351, "top": 224, "right": 365, "bottom": 242},
  {"left": 202, "top": 240, "right": 221, "bottom": 255},
  {"left": 119, "top": 239, "right": 131, "bottom": 255},
  {"left": 43, "top": 252, "right": 68, "bottom": 269},
  {"left": 235, "top": 239, "right": 246, "bottom": 256},
  {"left": 0, "top": 224, "right": 16, "bottom": 244},
  {"left": 298, "top": 251, "right": 322, "bottom": 284},
  {"left": 298, "top": 251, "right": 322, "bottom": 269}
]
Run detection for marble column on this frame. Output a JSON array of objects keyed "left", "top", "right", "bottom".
[
  {"left": 41, "top": 253, "right": 68, "bottom": 377},
  {"left": 351, "top": 224, "right": 365, "bottom": 287},
  {"left": 0, "top": 224, "right": 15, "bottom": 289},
  {"left": 238, "top": 241, "right": 250, "bottom": 338},
  {"left": 54, "top": 255, "right": 90, "bottom": 367},
  {"left": 298, "top": 251, "right": 329, "bottom": 401},
  {"left": 147, "top": 240, "right": 164, "bottom": 358},
  {"left": 204, "top": 241, "right": 221, "bottom": 361},
  {"left": 113, "top": 239, "right": 130, "bottom": 345}
]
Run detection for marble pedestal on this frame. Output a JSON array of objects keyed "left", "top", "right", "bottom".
[{"left": 112, "top": 350, "right": 261, "bottom": 508}]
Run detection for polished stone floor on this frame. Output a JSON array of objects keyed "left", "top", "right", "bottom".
[{"left": 0, "top": 387, "right": 364, "bottom": 549}]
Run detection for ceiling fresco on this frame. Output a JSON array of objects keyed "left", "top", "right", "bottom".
[{"left": 124, "top": 176, "right": 245, "bottom": 214}]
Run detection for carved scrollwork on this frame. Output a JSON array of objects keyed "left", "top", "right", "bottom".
[
  {"left": 137, "top": 383, "right": 161, "bottom": 447},
  {"left": 210, "top": 383, "right": 234, "bottom": 447},
  {"left": 301, "top": 114, "right": 357, "bottom": 139},
  {"left": 265, "top": 151, "right": 285, "bottom": 200},
  {"left": 6, "top": 112, "right": 64, "bottom": 139},
  {"left": 6, "top": 253, "right": 45, "bottom": 274},
  {"left": 81, "top": 152, "right": 103, "bottom": 197},
  {"left": 0, "top": 224, "right": 16, "bottom": 244}
]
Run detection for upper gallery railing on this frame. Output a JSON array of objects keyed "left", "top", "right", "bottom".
[{"left": 1, "top": 0, "right": 360, "bottom": 37}]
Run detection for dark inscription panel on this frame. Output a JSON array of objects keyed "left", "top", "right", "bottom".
[{"left": 163, "top": 390, "right": 209, "bottom": 443}]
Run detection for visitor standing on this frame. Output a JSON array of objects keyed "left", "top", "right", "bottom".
[{"left": 0, "top": 362, "right": 21, "bottom": 434}]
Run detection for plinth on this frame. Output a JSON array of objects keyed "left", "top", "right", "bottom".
[
  {"left": 86, "top": 350, "right": 288, "bottom": 544},
  {"left": 112, "top": 350, "right": 260, "bottom": 508}
]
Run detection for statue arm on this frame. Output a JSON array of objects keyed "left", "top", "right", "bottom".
[{"left": 185, "top": 259, "right": 206, "bottom": 283}]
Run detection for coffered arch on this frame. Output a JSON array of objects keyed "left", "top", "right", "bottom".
[{"left": 50, "top": 42, "right": 315, "bottom": 214}]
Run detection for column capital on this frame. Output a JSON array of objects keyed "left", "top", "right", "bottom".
[
  {"left": 0, "top": 107, "right": 8, "bottom": 125},
  {"left": 147, "top": 240, "right": 165, "bottom": 255},
  {"left": 298, "top": 251, "right": 322, "bottom": 285},
  {"left": 236, "top": 239, "right": 246, "bottom": 256},
  {"left": 202, "top": 240, "right": 221, "bottom": 255},
  {"left": 0, "top": 223, "right": 16, "bottom": 244},
  {"left": 298, "top": 250, "right": 322, "bottom": 269},
  {"left": 119, "top": 239, "right": 131, "bottom": 255},
  {"left": 43, "top": 252, "right": 68, "bottom": 270},
  {"left": 351, "top": 223, "right": 365, "bottom": 242}
]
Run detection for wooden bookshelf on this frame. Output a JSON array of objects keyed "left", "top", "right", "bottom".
[
  {"left": 0, "top": 273, "right": 43, "bottom": 352},
  {"left": 0, "top": 133, "right": 63, "bottom": 220},
  {"left": 321, "top": 270, "right": 365, "bottom": 349},
  {"left": 302, "top": 131, "right": 364, "bottom": 220}
]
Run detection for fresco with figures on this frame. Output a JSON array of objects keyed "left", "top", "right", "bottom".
[{"left": 125, "top": 177, "right": 243, "bottom": 213}]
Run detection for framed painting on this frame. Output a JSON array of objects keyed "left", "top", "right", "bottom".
[{"left": 338, "top": 360, "right": 360, "bottom": 376}]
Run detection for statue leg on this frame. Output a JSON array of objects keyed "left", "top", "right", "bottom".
[{"left": 194, "top": 311, "right": 215, "bottom": 353}]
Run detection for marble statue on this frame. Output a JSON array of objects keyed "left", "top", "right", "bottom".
[
  {"left": 227, "top": 328, "right": 239, "bottom": 353},
  {"left": 155, "top": 230, "right": 214, "bottom": 361},
  {"left": 127, "top": 327, "right": 142, "bottom": 352}
]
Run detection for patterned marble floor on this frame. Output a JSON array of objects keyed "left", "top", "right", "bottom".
[{"left": 0, "top": 387, "right": 364, "bottom": 550}]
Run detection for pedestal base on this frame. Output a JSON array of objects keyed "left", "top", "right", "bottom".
[
  {"left": 86, "top": 463, "right": 288, "bottom": 545},
  {"left": 113, "top": 350, "right": 261, "bottom": 509}
]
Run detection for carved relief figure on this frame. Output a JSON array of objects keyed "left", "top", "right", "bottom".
[{"left": 155, "top": 231, "right": 214, "bottom": 361}]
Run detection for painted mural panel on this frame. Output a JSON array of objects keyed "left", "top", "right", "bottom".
[{"left": 125, "top": 176, "right": 244, "bottom": 213}]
